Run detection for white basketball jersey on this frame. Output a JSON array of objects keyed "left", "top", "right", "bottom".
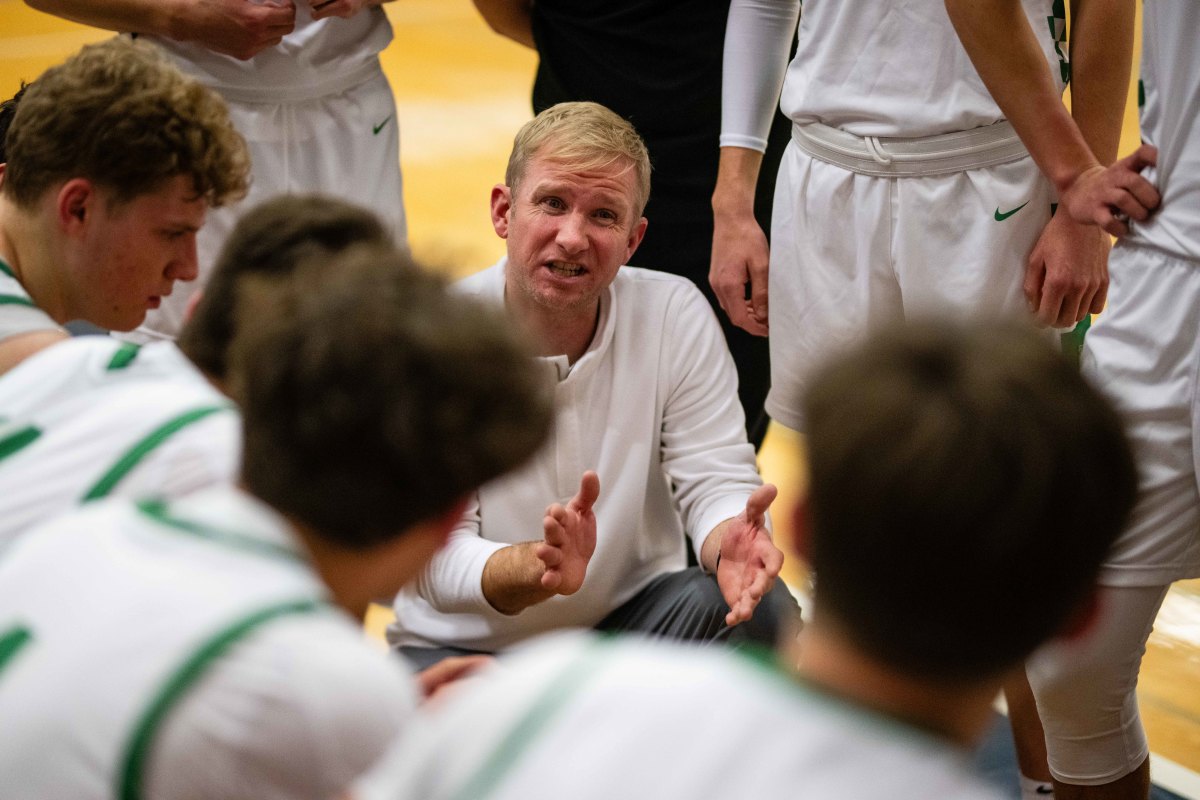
[
  {"left": 146, "top": 5, "right": 392, "bottom": 99},
  {"left": 1129, "top": 0, "right": 1200, "bottom": 260},
  {"left": 0, "top": 258, "right": 60, "bottom": 344},
  {"left": 355, "top": 633, "right": 1006, "bottom": 800},
  {"left": 0, "top": 337, "right": 239, "bottom": 555},
  {"left": 781, "top": 0, "right": 1067, "bottom": 137},
  {"left": 0, "top": 489, "right": 332, "bottom": 799}
]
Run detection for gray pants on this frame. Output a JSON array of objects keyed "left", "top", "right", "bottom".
[{"left": 399, "top": 567, "right": 800, "bottom": 671}]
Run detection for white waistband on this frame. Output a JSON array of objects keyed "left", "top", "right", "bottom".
[
  {"left": 792, "top": 120, "right": 1029, "bottom": 177},
  {"left": 208, "top": 59, "right": 381, "bottom": 104}
]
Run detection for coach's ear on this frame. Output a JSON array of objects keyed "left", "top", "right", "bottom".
[
  {"left": 56, "top": 178, "right": 95, "bottom": 232},
  {"left": 490, "top": 184, "right": 513, "bottom": 239}
]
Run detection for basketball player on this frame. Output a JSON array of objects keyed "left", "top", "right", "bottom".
[
  {"left": 0, "top": 38, "right": 248, "bottom": 374},
  {"left": 947, "top": 2, "right": 1192, "bottom": 798},
  {"left": 0, "top": 195, "right": 390, "bottom": 555}
]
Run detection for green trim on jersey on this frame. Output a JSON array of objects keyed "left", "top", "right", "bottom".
[
  {"left": 0, "top": 295, "right": 37, "bottom": 309},
  {"left": 452, "top": 639, "right": 617, "bottom": 800},
  {"left": 117, "top": 599, "right": 323, "bottom": 800},
  {"left": 135, "top": 497, "right": 306, "bottom": 564},
  {"left": 0, "top": 625, "right": 33, "bottom": 678},
  {"left": 82, "top": 405, "right": 232, "bottom": 502},
  {"left": 0, "top": 258, "right": 14, "bottom": 279},
  {"left": 106, "top": 343, "right": 142, "bottom": 371},
  {"left": 0, "top": 425, "right": 41, "bottom": 463}
]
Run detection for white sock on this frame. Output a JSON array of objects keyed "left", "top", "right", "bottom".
[{"left": 1019, "top": 774, "right": 1055, "bottom": 799}]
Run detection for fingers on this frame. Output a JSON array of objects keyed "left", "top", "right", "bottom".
[
  {"left": 748, "top": 264, "right": 769, "bottom": 328},
  {"left": 1090, "top": 279, "right": 1108, "bottom": 315},
  {"left": 743, "top": 483, "right": 778, "bottom": 523},
  {"left": 570, "top": 471, "right": 600, "bottom": 515},
  {"left": 1024, "top": 248, "right": 1045, "bottom": 314}
]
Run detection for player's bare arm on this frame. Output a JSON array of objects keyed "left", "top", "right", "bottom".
[
  {"left": 481, "top": 471, "right": 599, "bottom": 615},
  {"left": 945, "top": 0, "right": 1158, "bottom": 236},
  {"left": 1021, "top": 0, "right": 1134, "bottom": 326},
  {"left": 472, "top": 0, "right": 534, "bottom": 49},
  {"left": 701, "top": 483, "right": 783, "bottom": 626},
  {"left": 25, "top": 0, "right": 296, "bottom": 61},
  {"left": 711, "top": 146, "right": 770, "bottom": 337}
]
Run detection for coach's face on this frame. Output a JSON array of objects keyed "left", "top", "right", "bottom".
[{"left": 492, "top": 153, "right": 646, "bottom": 318}]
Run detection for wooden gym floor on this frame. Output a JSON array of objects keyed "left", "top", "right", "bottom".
[{"left": 1, "top": 1, "right": 1196, "bottom": 793}]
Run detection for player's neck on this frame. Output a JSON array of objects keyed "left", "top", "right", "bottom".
[
  {"left": 0, "top": 197, "right": 69, "bottom": 323},
  {"left": 791, "top": 620, "right": 999, "bottom": 747}
]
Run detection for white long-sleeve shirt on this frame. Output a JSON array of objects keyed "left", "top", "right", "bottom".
[{"left": 391, "top": 262, "right": 763, "bottom": 652}]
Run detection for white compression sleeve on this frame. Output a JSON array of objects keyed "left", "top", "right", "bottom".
[{"left": 720, "top": 0, "right": 801, "bottom": 152}]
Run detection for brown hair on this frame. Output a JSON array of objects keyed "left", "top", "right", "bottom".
[
  {"left": 2, "top": 38, "right": 248, "bottom": 209},
  {"left": 803, "top": 318, "right": 1137, "bottom": 682},
  {"left": 178, "top": 194, "right": 391, "bottom": 381},
  {"left": 231, "top": 245, "right": 553, "bottom": 548}
]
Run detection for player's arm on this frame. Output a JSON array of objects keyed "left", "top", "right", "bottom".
[
  {"left": 1018, "top": 0, "right": 1135, "bottom": 326},
  {"left": 472, "top": 0, "right": 534, "bottom": 49},
  {"left": 24, "top": 0, "right": 296, "bottom": 61},
  {"left": 945, "top": 0, "right": 1158, "bottom": 235},
  {"left": 711, "top": 0, "right": 800, "bottom": 336},
  {"left": 0, "top": 330, "right": 67, "bottom": 378},
  {"left": 481, "top": 471, "right": 599, "bottom": 615}
]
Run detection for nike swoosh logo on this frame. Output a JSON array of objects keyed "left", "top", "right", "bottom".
[
  {"left": 994, "top": 201, "right": 1030, "bottom": 221},
  {"left": 372, "top": 115, "right": 393, "bottom": 135}
]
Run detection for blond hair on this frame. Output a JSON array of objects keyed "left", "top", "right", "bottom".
[
  {"left": 505, "top": 102, "right": 651, "bottom": 216},
  {"left": 3, "top": 38, "right": 248, "bottom": 209}
]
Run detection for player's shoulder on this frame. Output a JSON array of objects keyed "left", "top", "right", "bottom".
[{"left": 146, "top": 609, "right": 417, "bottom": 800}]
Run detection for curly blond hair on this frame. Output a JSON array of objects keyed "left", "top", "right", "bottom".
[
  {"left": 505, "top": 102, "right": 651, "bottom": 216},
  {"left": 3, "top": 37, "right": 248, "bottom": 209}
]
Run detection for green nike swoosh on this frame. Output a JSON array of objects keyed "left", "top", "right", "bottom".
[
  {"left": 372, "top": 115, "right": 393, "bottom": 135},
  {"left": 994, "top": 201, "right": 1030, "bottom": 221}
]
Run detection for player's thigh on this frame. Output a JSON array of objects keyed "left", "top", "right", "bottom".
[
  {"left": 894, "top": 157, "right": 1050, "bottom": 317},
  {"left": 766, "top": 145, "right": 898, "bottom": 431},
  {"left": 288, "top": 69, "right": 407, "bottom": 244},
  {"left": 1026, "top": 584, "right": 1170, "bottom": 785},
  {"left": 1084, "top": 244, "right": 1200, "bottom": 584}
]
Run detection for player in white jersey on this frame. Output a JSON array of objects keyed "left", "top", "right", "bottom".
[
  {"left": 0, "top": 38, "right": 248, "bottom": 375},
  {"left": 351, "top": 319, "right": 1138, "bottom": 800},
  {"left": 0, "top": 195, "right": 392, "bottom": 556},
  {"left": 947, "top": 2, "right": 1192, "bottom": 798},
  {"left": 713, "top": 0, "right": 1130, "bottom": 429},
  {"left": 0, "top": 240, "right": 552, "bottom": 800},
  {"left": 26, "top": 0, "right": 408, "bottom": 342}
]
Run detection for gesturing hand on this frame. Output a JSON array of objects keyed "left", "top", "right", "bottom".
[
  {"left": 1062, "top": 144, "right": 1161, "bottom": 237},
  {"left": 716, "top": 484, "right": 783, "bottom": 626},
  {"left": 536, "top": 471, "right": 599, "bottom": 596}
]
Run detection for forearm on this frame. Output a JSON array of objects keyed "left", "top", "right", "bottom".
[
  {"left": 481, "top": 542, "right": 555, "bottom": 615},
  {"left": 1067, "top": 0, "right": 1133, "bottom": 164},
  {"left": 712, "top": 146, "right": 765, "bottom": 221},
  {"left": 25, "top": 0, "right": 173, "bottom": 37},
  {"left": 472, "top": 0, "right": 534, "bottom": 48},
  {"left": 945, "top": 0, "right": 1099, "bottom": 194}
]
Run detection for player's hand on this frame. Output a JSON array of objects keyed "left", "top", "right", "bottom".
[
  {"left": 536, "top": 471, "right": 599, "bottom": 595},
  {"left": 1025, "top": 210, "right": 1110, "bottom": 327},
  {"left": 715, "top": 484, "right": 783, "bottom": 626},
  {"left": 177, "top": 0, "right": 296, "bottom": 60},
  {"left": 710, "top": 212, "right": 770, "bottom": 337},
  {"left": 310, "top": 0, "right": 380, "bottom": 21},
  {"left": 1062, "top": 144, "right": 1161, "bottom": 237},
  {"left": 415, "top": 655, "right": 493, "bottom": 703}
]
